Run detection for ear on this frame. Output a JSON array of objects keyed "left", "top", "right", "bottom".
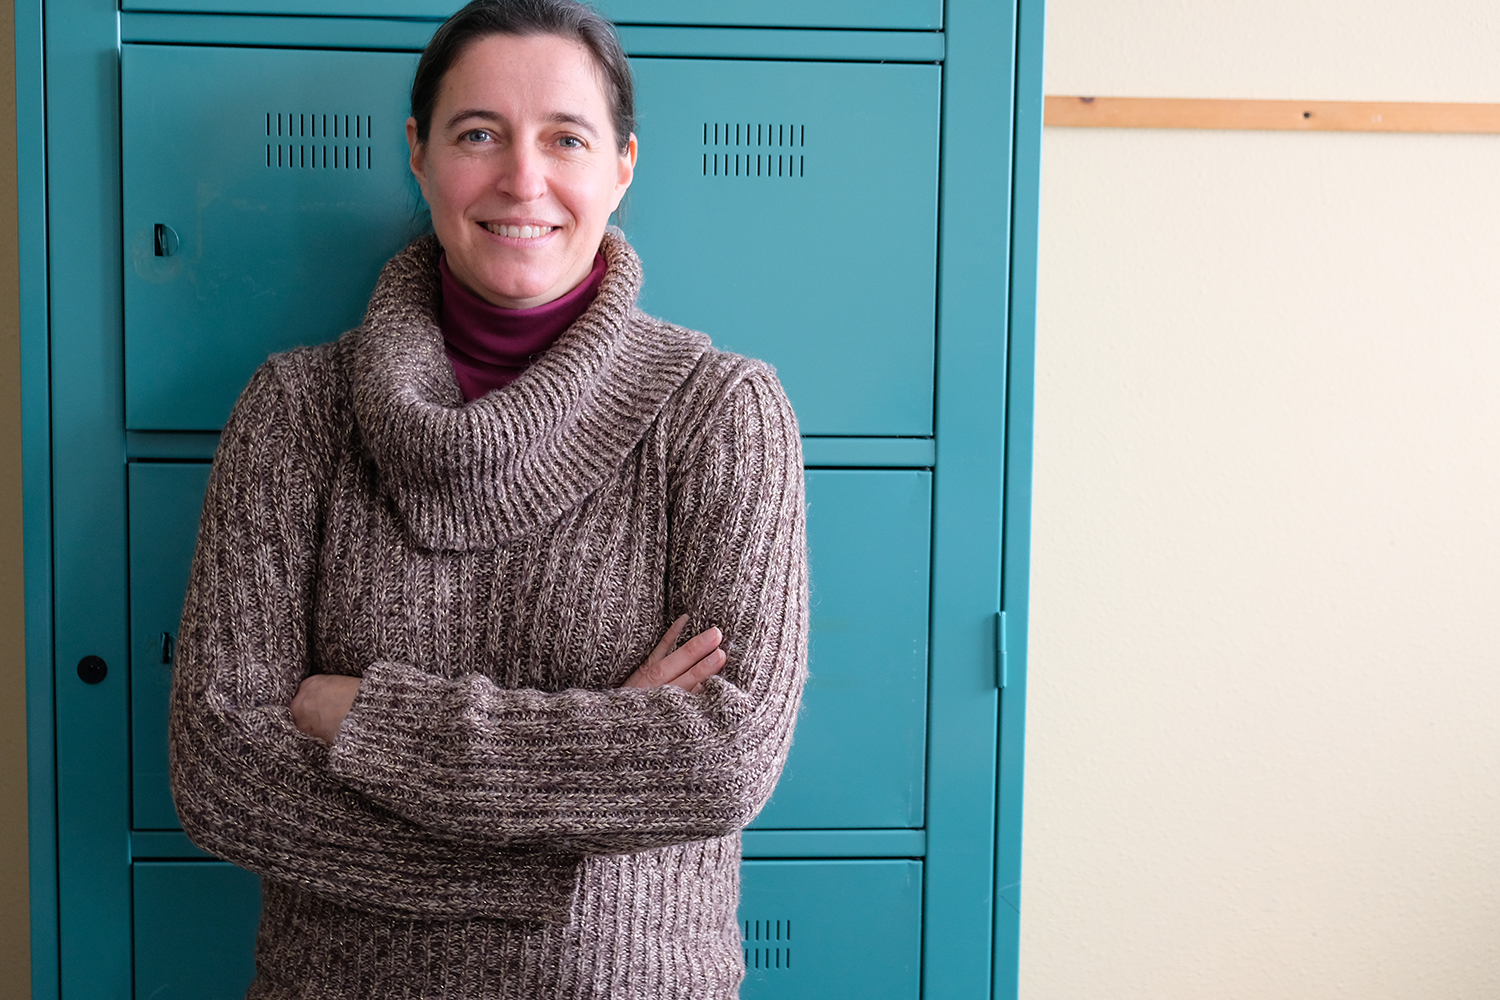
[
  {"left": 407, "top": 117, "right": 430, "bottom": 197},
  {"left": 610, "top": 133, "right": 637, "bottom": 212}
]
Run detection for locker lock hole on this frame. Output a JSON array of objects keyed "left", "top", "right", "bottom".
[
  {"left": 77, "top": 655, "right": 107, "bottom": 685},
  {"left": 153, "top": 224, "right": 180, "bottom": 257}
]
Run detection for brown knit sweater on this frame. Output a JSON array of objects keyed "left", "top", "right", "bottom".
[{"left": 167, "top": 230, "right": 809, "bottom": 999}]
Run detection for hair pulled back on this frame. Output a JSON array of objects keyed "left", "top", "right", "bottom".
[{"left": 411, "top": 0, "right": 636, "bottom": 152}]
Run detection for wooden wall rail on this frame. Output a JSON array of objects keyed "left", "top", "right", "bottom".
[{"left": 1045, "top": 96, "right": 1500, "bottom": 134}]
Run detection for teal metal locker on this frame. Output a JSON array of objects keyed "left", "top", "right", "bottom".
[{"left": 17, "top": 1, "right": 1046, "bottom": 998}]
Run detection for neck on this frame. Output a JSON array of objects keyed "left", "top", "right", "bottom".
[{"left": 439, "top": 251, "right": 608, "bottom": 401}]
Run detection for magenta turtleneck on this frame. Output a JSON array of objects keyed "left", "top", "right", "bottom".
[{"left": 439, "top": 250, "right": 608, "bottom": 402}]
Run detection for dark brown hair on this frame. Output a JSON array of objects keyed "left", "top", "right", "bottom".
[{"left": 410, "top": 0, "right": 636, "bottom": 152}]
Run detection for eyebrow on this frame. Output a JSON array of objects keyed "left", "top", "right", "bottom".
[{"left": 443, "top": 108, "right": 601, "bottom": 138}]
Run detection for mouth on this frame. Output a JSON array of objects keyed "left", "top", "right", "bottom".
[{"left": 481, "top": 222, "right": 559, "bottom": 240}]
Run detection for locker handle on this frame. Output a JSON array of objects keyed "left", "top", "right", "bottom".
[
  {"left": 153, "top": 223, "right": 179, "bottom": 257},
  {"left": 159, "top": 631, "right": 174, "bottom": 666}
]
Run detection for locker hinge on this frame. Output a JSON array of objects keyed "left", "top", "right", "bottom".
[{"left": 994, "top": 611, "right": 1008, "bottom": 689}]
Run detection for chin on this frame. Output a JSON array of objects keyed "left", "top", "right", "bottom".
[
  {"left": 488, "top": 278, "right": 557, "bottom": 305},
  {"left": 457, "top": 259, "right": 548, "bottom": 302}
]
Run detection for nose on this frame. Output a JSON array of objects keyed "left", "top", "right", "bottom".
[{"left": 500, "top": 142, "right": 548, "bottom": 204}]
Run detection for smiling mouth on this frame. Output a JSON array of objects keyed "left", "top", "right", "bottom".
[{"left": 482, "top": 222, "right": 559, "bottom": 239}]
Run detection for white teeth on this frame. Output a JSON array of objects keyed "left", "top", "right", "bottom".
[{"left": 487, "top": 223, "right": 553, "bottom": 239}]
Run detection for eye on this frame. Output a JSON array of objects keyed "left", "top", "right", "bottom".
[
  {"left": 558, "top": 135, "right": 585, "bottom": 149},
  {"left": 461, "top": 128, "right": 494, "bottom": 144}
]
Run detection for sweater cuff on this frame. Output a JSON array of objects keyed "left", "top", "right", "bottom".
[{"left": 328, "top": 660, "right": 438, "bottom": 779}]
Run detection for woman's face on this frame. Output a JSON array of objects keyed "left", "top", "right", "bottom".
[{"left": 407, "top": 33, "right": 636, "bottom": 309}]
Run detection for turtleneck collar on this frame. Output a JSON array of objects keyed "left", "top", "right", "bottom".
[
  {"left": 351, "top": 229, "right": 712, "bottom": 551},
  {"left": 440, "top": 250, "right": 608, "bottom": 401}
]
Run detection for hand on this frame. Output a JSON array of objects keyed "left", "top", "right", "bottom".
[
  {"left": 291, "top": 674, "right": 362, "bottom": 744},
  {"left": 622, "top": 615, "right": 725, "bottom": 693}
]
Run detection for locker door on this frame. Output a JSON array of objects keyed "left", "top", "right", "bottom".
[
  {"left": 129, "top": 462, "right": 212, "bottom": 830},
  {"left": 122, "top": 48, "right": 939, "bottom": 436},
  {"left": 134, "top": 862, "right": 263, "bottom": 1000},
  {"left": 130, "top": 859, "right": 918, "bottom": 1000},
  {"left": 740, "top": 860, "right": 922, "bottom": 999},
  {"left": 115, "top": 0, "right": 942, "bottom": 30},
  {"left": 625, "top": 59, "right": 940, "bottom": 435},
  {"left": 125, "top": 463, "right": 930, "bottom": 833},
  {"left": 122, "top": 45, "right": 423, "bottom": 430},
  {"left": 752, "top": 470, "right": 930, "bottom": 829}
]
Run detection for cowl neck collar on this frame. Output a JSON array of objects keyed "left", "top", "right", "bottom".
[{"left": 351, "top": 229, "right": 711, "bottom": 551}]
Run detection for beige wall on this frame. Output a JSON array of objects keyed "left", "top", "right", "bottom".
[
  {"left": 1024, "top": 3, "right": 1500, "bottom": 998},
  {"left": 0, "top": 0, "right": 28, "bottom": 994}
]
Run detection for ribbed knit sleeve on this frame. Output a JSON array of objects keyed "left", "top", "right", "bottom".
[
  {"left": 325, "top": 361, "right": 809, "bottom": 853},
  {"left": 168, "top": 353, "right": 583, "bottom": 922}
]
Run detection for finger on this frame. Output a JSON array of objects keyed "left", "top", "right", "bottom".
[
  {"left": 670, "top": 647, "right": 726, "bottom": 692},
  {"left": 670, "top": 648, "right": 726, "bottom": 692},
  {"left": 654, "top": 627, "right": 722, "bottom": 684},
  {"left": 634, "top": 617, "right": 690, "bottom": 687},
  {"left": 622, "top": 623, "right": 722, "bottom": 689},
  {"left": 645, "top": 615, "right": 690, "bottom": 667},
  {"left": 290, "top": 688, "right": 318, "bottom": 736}
]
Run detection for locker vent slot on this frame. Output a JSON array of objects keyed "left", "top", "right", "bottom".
[
  {"left": 265, "top": 113, "right": 374, "bottom": 170},
  {"left": 742, "top": 918, "right": 791, "bottom": 971},
  {"left": 702, "top": 122, "right": 806, "bottom": 179}
]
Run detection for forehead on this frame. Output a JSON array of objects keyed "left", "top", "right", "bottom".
[{"left": 437, "top": 32, "right": 609, "bottom": 117}]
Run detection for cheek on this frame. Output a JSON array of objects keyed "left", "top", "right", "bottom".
[
  {"left": 569, "top": 171, "right": 625, "bottom": 226},
  {"left": 426, "top": 162, "right": 487, "bottom": 218}
]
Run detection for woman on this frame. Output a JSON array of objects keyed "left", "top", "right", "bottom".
[{"left": 167, "top": 1, "right": 808, "bottom": 996}]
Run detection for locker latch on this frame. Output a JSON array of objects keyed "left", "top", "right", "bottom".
[
  {"left": 994, "top": 611, "right": 1008, "bottom": 689},
  {"left": 159, "top": 631, "right": 174, "bottom": 666},
  {"left": 153, "top": 223, "right": 179, "bottom": 257}
]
